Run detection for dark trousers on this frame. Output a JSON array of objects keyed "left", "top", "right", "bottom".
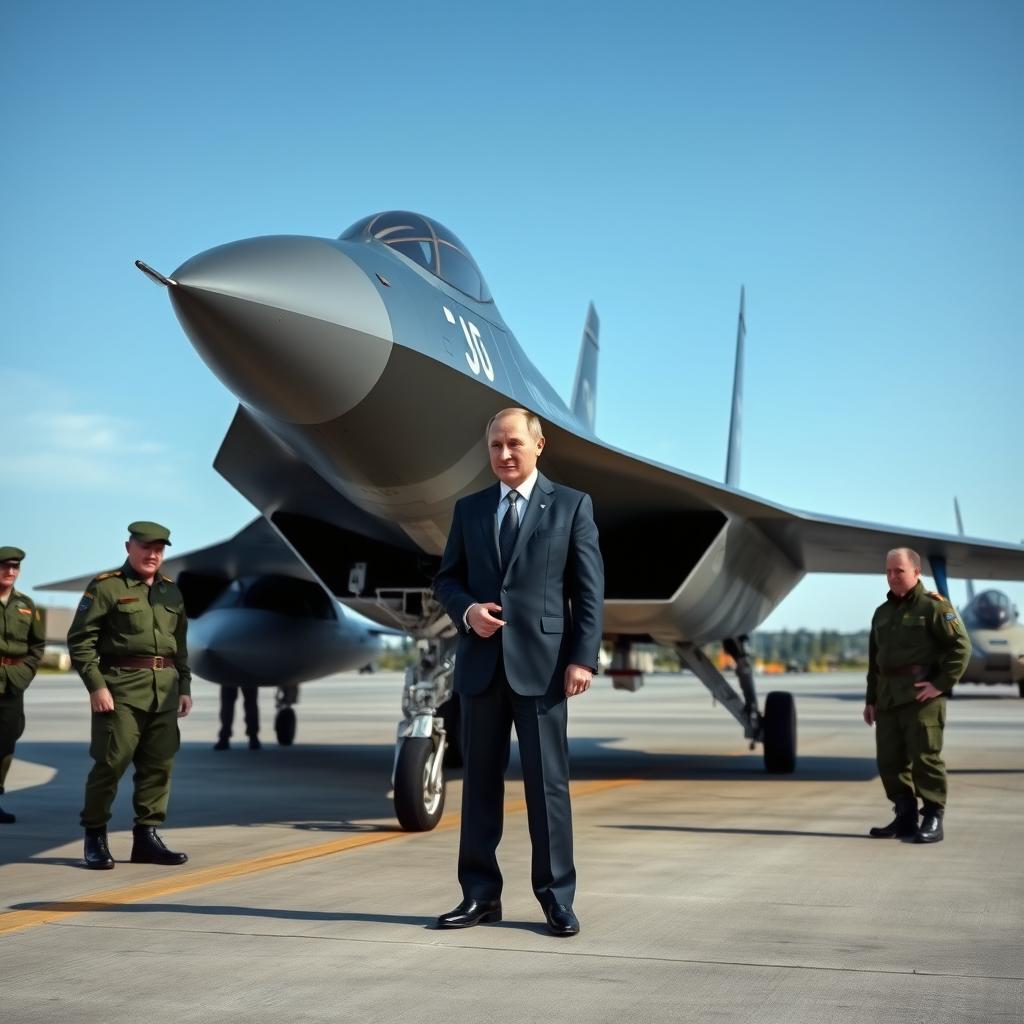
[
  {"left": 0, "top": 691, "right": 26, "bottom": 793},
  {"left": 219, "top": 685, "right": 260, "bottom": 741},
  {"left": 876, "top": 697, "right": 947, "bottom": 809},
  {"left": 458, "top": 663, "right": 575, "bottom": 907},
  {"left": 81, "top": 704, "right": 180, "bottom": 828}
]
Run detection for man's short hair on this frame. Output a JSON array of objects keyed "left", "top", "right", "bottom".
[
  {"left": 886, "top": 547, "right": 922, "bottom": 570},
  {"left": 486, "top": 407, "right": 544, "bottom": 442}
]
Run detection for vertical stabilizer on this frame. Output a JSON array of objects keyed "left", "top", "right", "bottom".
[
  {"left": 954, "top": 497, "right": 977, "bottom": 602},
  {"left": 725, "top": 286, "right": 746, "bottom": 487},
  {"left": 570, "top": 303, "right": 599, "bottom": 432}
]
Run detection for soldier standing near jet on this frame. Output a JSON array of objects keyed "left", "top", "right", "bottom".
[
  {"left": 68, "top": 522, "right": 193, "bottom": 869},
  {"left": 0, "top": 547, "right": 46, "bottom": 824},
  {"left": 864, "top": 547, "right": 971, "bottom": 844},
  {"left": 214, "top": 684, "right": 261, "bottom": 750},
  {"left": 433, "top": 408, "right": 604, "bottom": 936}
]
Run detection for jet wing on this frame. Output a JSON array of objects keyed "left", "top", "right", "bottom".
[
  {"left": 539, "top": 422, "right": 1024, "bottom": 584},
  {"left": 38, "top": 517, "right": 314, "bottom": 593},
  {"left": 755, "top": 510, "right": 1024, "bottom": 581}
]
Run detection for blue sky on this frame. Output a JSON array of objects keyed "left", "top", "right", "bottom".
[{"left": 2, "top": 1, "right": 1021, "bottom": 630}]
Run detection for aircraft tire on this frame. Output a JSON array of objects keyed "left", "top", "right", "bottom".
[
  {"left": 394, "top": 737, "right": 445, "bottom": 832},
  {"left": 763, "top": 690, "right": 797, "bottom": 774},
  {"left": 275, "top": 707, "right": 297, "bottom": 747},
  {"left": 440, "top": 695, "right": 462, "bottom": 768},
  {"left": 1018, "top": 681, "right": 1024, "bottom": 699}
]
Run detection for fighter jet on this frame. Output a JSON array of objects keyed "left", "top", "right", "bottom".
[
  {"left": 40, "top": 518, "right": 397, "bottom": 745},
  {"left": 952, "top": 499, "right": 1024, "bottom": 696},
  {"left": 117, "top": 210, "right": 1024, "bottom": 831}
]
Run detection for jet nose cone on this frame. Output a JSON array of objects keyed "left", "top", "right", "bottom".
[{"left": 170, "top": 236, "right": 393, "bottom": 424}]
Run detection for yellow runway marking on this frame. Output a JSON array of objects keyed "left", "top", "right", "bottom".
[{"left": 0, "top": 777, "right": 634, "bottom": 936}]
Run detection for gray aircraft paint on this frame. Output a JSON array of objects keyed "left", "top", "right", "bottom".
[{"left": 119, "top": 214, "right": 1024, "bottom": 652}]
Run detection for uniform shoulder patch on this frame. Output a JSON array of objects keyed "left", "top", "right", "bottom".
[{"left": 944, "top": 612, "right": 957, "bottom": 621}]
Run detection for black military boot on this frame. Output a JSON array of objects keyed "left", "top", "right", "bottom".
[
  {"left": 915, "top": 805, "right": 944, "bottom": 844},
  {"left": 869, "top": 796, "right": 919, "bottom": 838},
  {"left": 84, "top": 827, "right": 115, "bottom": 869},
  {"left": 0, "top": 803, "right": 15, "bottom": 824},
  {"left": 130, "top": 826, "right": 188, "bottom": 865},
  {"left": 213, "top": 736, "right": 230, "bottom": 751}
]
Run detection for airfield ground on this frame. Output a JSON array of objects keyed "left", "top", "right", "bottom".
[{"left": 1, "top": 670, "right": 1021, "bottom": 1023}]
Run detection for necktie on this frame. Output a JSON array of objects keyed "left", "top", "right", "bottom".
[{"left": 498, "top": 490, "right": 520, "bottom": 568}]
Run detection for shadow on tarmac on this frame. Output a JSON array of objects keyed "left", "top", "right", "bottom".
[
  {"left": 1, "top": 738, "right": 877, "bottom": 867},
  {"left": 605, "top": 823, "right": 872, "bottom": 840},
  {"left": 8, "top": 900, "right": 552, "bottom": 934}
]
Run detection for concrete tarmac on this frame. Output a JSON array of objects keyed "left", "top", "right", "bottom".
[{"left": 1, "top": 670, "right": 1022, "bottom": 1023}]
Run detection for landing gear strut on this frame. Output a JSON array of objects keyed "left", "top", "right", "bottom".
[
  {"left": 274, "top": 684, "right": 298, "bottom": 746},
  {"left": 374, "top": 589, "right": 458, "bottom": 832},
  {"left": 676, "top": 636, "right": 797, "bottom": 773}
]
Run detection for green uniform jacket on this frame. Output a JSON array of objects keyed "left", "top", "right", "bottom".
[
  {"left": 0, "top": 591, "right": 46, "bottom": 696},
  {"left": 68, "top": 561, "right": 191, "bottom": 713},
  {"left": 866, "top": 580, "right": 971, "bottom": 709}
]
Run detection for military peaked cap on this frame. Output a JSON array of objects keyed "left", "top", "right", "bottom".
[{"left": 128, "top": 521, "right": 172, "bottom": 545}]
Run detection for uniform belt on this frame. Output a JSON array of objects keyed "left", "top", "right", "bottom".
[
  {"left": 0, "top": 655, "right": 25, "bottom": 666},
  {"left": 103, "top": 656, "right": 174, "bottom": 670}
]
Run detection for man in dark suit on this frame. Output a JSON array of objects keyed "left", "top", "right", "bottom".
[{"left": 433, "top": 408, "right": 604, "bottom": 936}]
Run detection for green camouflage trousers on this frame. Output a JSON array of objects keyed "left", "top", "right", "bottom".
[
  {"left": 875, "top": 697, "right": 947, "bottom": 809},
  {"left": 81, "top": 703, "right": 180, "bottom": 828}
]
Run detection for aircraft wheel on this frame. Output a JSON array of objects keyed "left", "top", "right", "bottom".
[
  {"left": 763, "top": 690, "right": 797, "bottom": 774},
  {"left": 440, "top": 694, "right": 462, "bottom": 768},
  {"left": 1018, "top": 681, "right": 1024, "bottom": 699},
  {"left": 275, "top": 707, "right": 297, "bottom": 747},
  {"left": 394, "top": 736, "right": 445, "bottom": 832}
]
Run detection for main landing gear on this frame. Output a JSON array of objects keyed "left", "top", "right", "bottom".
[
  {"left": 375, "top": 589, "right": 458, "bottom": 832},
  {"left": 274, "top": 684, "right": 299, "bottom": 746},
  {"left": 676, "top": 636, "right": 797, "bottom": 773}
]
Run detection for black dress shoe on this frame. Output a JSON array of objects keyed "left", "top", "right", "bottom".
[
  {"left": 436, "top": 898, "right": 502, "bottom": 928},
  {"left": 914, "top": 812, "right": 944, "bottom": 844},
  {"left": 213, "top": 737, "right": 230, "bottom": 751},
  {"left": 248, "top": 736, "right": 262, "bottom": 750},
  {"left": 543, "top": 903, "right": 580, "bottom": 937},
  {"left": 0, "top": 804, "right": 15, "bottom": 824},
  {"left": 130, "top": 826, "right": 188, "bottom": 865},
  {"left": 84, "top": 828, "right": 115, "bottom": 870}
]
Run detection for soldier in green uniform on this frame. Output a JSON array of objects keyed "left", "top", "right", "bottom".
[
  {"left": 0, "top": 547, "right": 46, "bottom": 824},
  {"left": 68, "top": 522, "right": 193, "bottom": 869},
  {"left": 864, "top": 547, "right": 971, "bottom": 844}
]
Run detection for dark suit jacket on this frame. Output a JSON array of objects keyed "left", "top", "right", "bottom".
[{"left": 433, "top": 472, "right": 605, "bottom": 697}]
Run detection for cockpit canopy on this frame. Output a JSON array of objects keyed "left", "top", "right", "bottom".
[
  {"left": 963, "top": 589, "right": 1017, "bottom": 630},
  {"left": 341, "top": 211, "right": 492, "bottom": 303}
]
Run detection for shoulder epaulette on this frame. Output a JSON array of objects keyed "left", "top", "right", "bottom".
[
  {"left": 160, "top": 574, "right": 174, "bottom": 584},
  {"left": 95, "top": 570, "right": 124, "bottom": 582},
  {"left": 926, "top": 591, "right": 950, "bottom": 603}
]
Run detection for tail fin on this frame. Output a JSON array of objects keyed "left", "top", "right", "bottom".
[
  {"left": 725, "top": 286, "right": 746, "bottom": 487},
  {"left": 570, "top": 303, "right": 600, "bottom": 432},
  {"left": 953, "top": 497, "right": 977, "bottom": 602}
]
